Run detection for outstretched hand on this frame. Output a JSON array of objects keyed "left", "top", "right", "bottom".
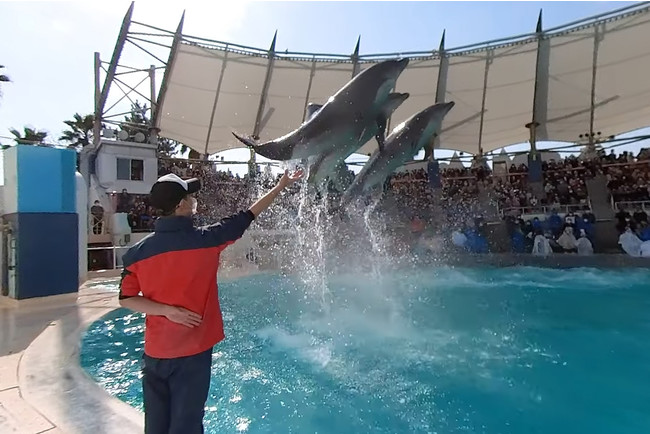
[{"left": 278, "top": 168, "right": 304, "bottom": 189}]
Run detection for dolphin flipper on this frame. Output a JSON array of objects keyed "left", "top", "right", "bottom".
[
  {"left": 374, "top": 92, "right": 409, "bottom": 153},
  {"left": 423, "top": 133, "right": 438, "bottom": 161}
]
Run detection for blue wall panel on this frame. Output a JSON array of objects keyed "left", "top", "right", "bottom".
[
  {"left": 6, "top": 213, "right": 79, "bottom": 299},
  {"left": 9, "top": 146, "right": 77, "bottom": 213}
]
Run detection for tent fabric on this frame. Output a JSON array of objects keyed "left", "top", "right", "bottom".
[{"left": 155, "top": 4, "right": 650, "bottom": 157}]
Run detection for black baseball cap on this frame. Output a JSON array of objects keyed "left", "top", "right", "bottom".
[{"left": 149, "top": 173, "right": 201, "bottom": 212}]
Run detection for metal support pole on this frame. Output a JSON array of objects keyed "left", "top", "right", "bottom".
[
  {"left": 589, "top": 24, "right": 604, "bottom": 147},
  {"left": 148, "top": 64, "right": 160, "bottom": 145},
  {"left": 301, "top": 58, "right": 317, "bottom": 123},
  {"left": 149, "top": 64, "right": 156, "bottom": 115},
  {"left": 526, "top": 121, "right": 540, "bottom": 153},
  {"left": 204, "top": 50, "right": 229, "bottom": 155},
  {"left": 250, "top": 31, "right": 277, "bottom": 177},
  {"left": 531, "top": 9, "right": 550, "bottom": 143},
  {"left": 93, "top": 52, "right": 102, "bottom": 149},
  {"left": 98, "top": 2, "right": 134, "bottom": 122},
  {"left": 253, "top": 31, "right": 277, "bottom": 139},
  {"left": 477, "top": 49, "right": 493, "bottom": 156},
  {"left": 431, "top": 30, "right": 449, "bottom": 157},
  {"left": 153, "top": 11, "right": 185, "bottom": 129}
]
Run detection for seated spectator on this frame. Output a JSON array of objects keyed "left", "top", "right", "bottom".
[
  {"left": 576, "top": 216, "right": 595, "bottom": 242},
  {"left": 548, "top": 210, "right": 564, "bottom": 236},
  {"left": 633, "top": 206, "right": 648, "bottom": 225},
  {"left": 557, "top": 226, "right": 578, "bottom": 253},
  {"left": 619, "top": 227, "right": 643, "bottom": 257},
  {"left": 532, "top": 230, "right": 552, "bottom": 256},
  {"left": 638, "top": 221, "right": 650, "bottom": 242},
  {"left": 576, "top": 229, "right": 594, "bottom": 255}
]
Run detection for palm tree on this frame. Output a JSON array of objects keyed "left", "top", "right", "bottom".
[
  {"left": 158, "top": 137, "right": 189, "bottom": 157},
  {"left": 60, "top": 113, "right": 94, "bottom": 149},
  {"left": 9, "top": 127, "right": 48, "bottom": 145},
  {"left": 0, "top": 65, "right": 10, "bottom": 100},
  {"left": 121, "top": 100, "right": 150, "bottom": 138}
]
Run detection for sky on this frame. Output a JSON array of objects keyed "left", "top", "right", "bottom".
[{"left": 0, "top": 0, "right": 647, "bottom": 175}]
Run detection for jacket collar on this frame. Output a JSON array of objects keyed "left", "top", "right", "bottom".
[{"left": 154, "top": 216, "right": 194, "bottom": 232}]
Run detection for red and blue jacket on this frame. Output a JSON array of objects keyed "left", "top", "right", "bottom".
[{"left": 118, "top": 211, "right": 255, "bottom": 359}]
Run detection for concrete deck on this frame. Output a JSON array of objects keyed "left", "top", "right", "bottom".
[
  {"left": 0, "top": 284, "right": 142, "bottom": 434},
  {"left": 0, "top": 264, "right": 261, "bottom": 434}
]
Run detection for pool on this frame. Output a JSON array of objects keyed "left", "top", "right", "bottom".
[{"left": 81, "top": 267, "right": 650, "bottom": 433}]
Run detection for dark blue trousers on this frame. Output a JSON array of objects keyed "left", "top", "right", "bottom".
[{"left": 142, "top": 348, "right": 213, "bottom": 434}]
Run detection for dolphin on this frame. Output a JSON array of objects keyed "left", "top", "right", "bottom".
[
  {"left": 340, "top": 101, "right": 455, "bottom": 205},
  {"left": 306, "top": 92, "right": 410, "bottom": 188},
  {"left": 232, "top": 58, "right": 410, "bottom": 161}
]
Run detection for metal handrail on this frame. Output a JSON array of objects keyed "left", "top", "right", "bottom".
[
  {"left": 499, "top": 203, "right": 592, "bottom": 217},
  {"left": 89, "top": 215, "right": 107, "bottom": 235},
  {"left": 614, "top": 200, "right": 650, "bottom": 211},
  {"left": 87, "top": 245, "right": 130, "bottom": 270}
]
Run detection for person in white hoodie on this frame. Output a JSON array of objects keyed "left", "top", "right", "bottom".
[
  {"left": 557, "top": 226, "right": 578, "bottom": 253},
  {"left": 619, "top": 226, "right": 643, "bottom": 257},
  {"left": 532, "top": 230, "right": 552, "bottom": 256},
  {"left": 576, "top": 229, "right": 594, "bottom": 255}
]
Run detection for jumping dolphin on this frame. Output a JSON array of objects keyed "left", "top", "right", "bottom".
[
  {"left": 306, "top": 92, "right": 410, "bottom": 188},
  {"left": 232, "top": 58, "right": 410, "bottom": 161},
  {"left": 340, "top": 101, "right": 455, "bottom": 205}
]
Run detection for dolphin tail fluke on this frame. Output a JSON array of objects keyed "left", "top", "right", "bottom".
[{"left": 231, "top": 131, "right": 258, "bottom": 149}]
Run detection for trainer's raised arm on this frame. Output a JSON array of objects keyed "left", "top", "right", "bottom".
[{"left": 249, "top": 168, "right": 304, "bottom": 218}]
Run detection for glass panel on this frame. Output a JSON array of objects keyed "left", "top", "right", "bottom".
[
  {"left": 130, "top": 159, "right": 144, "bottom": 181},
  {"left": 116, "top": 158, "right": 130, "bottom": 180}
]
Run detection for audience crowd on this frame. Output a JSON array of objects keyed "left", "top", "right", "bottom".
[{"left": 106, "top": 147, "right": 650, "bottom": 254}]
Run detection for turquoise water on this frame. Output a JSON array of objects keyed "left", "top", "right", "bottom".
[{"left": 81, "top": 267, "right": 650, "bottom": 433}]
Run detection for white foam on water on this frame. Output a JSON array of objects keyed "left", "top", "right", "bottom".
[{"left": 255, "top": 325, "right": 333, "bottom": 369}]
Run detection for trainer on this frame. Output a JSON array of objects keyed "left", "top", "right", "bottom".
[{"left": 118, "top": 169, "right": 303, "bottom": 434}]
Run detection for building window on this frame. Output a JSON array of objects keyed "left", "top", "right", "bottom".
[{"left": 117, "top": 158, "right": 144, "bottom": 181}]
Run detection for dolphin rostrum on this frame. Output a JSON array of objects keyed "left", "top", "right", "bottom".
[
  {"left": 306, "top": 92, "right": 410, "bottom": 189},
  {"left": 232, "top": 58, "right": 410, "bottom": 161},
  {"left": 340, "top": 101, "right": 455, "bottom": 205}
]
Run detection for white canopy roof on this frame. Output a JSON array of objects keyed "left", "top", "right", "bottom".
[{"left": 154, "top": 3, "right": 650, "bottom": 158}]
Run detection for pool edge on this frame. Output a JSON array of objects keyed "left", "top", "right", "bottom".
[{"left": 18, "top": 290, "right": 144, "bottom": 434}]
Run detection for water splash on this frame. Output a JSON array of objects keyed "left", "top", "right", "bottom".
[
  {"left": 362, "top": 195, "right": 389, "bottom": 279},
  {"left": 293, "top": 173, "right": 331, "bottom": 311}
]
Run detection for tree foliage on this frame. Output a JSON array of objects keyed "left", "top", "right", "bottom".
[
  {"left": 9, "top": 126, "right": 48, "bottom": 145},
  {"left": 59, "top": 113, "right": 95, "bottom": 149}
]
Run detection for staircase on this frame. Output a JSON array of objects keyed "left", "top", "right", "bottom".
[
  {"left": 585, "top": 175, "right": 614, "bottom": 219},
  {"left": 528, "top": 181, "right": 545, "bottom": 203}
]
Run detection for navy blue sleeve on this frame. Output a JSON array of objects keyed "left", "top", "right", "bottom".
[{"left": 199, "top": 210, "right": 255, "bottom": 248}]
